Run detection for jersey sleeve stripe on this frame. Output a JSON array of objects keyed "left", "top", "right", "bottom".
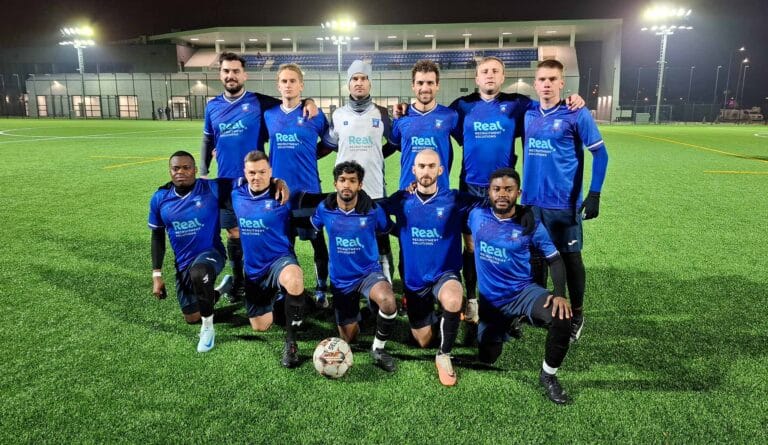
[
  {"left": 585, "top": 140, "right": 604, "bottom": 150},
  {"left": 148, "top": 223, "right": 164, "bottom": 229},
  {"left": 545, "top": 249, "right": 560, "bottom": 259}
]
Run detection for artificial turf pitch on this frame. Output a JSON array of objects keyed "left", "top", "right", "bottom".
[{"left": 0, "top": 119, "right": 766, "bottom": 443}]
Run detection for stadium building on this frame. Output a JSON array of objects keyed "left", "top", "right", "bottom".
[{"left": 5, "top": 20, "right": 622, "bottom": 121}]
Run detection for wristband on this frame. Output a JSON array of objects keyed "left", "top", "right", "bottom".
[{"left": 152, "top": 271, "right": 162, "bottom": 278}]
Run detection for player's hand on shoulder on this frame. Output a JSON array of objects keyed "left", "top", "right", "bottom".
[
  {"left": 392, "top": 103, "right": 408, "bottom": 119},
  {"left": 544, "top": 295, "right": 571, "bottom": 319},
  {"left": 517, "top": 205, "right": 535, "bottom": 235},
  {"left": 404, "top": 180, "right": 418, "bottom": 194},
  {"left": 566, "top": 94, "right": 586, "bottom": 110},
  {"left": 272, "top": 178, "right": 290, "bottom": 205},
  {"left": 304, "top": 99, "right": 320, "bottom": 118}
]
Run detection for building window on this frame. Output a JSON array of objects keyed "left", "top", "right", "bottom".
[
  {"left": 73, "top": 95, "right": 101, "bottom": 117},
  {"left": 37, "top": 96, "right": 48, "bottom": 117},
  {"left": 118, "top": 95, "right": 139, "bottom": 118}
]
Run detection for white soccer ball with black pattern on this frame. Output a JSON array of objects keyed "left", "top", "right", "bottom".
[{"left": 313, "top": 337, "right": 353, "bottom": 379}]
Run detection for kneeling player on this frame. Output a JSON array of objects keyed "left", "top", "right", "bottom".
[
  {"left": 468, "top": 168, "right": 573, "bottom": 404},
  {"left": 232, "top": 151, "right": 306, "bottom": 368},
  {"left": 148, "top": 151, "right": 233, "bottom": 353},
  {"left": 310, "top": 161, "right": 399, "bottom": 372}
]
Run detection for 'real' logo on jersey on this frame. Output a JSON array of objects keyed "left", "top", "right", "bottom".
[
  {"left": 473, "top": 121, "right": 505, "bottom": 132},
  {"left": 435, "top": 119, "right": 443, "bottom": 129},
  {"left": 479, "top": 240, "right": 508, "bottom": 259},
  {"left": 372, "top": 118, "right": 381, "bottom": 128},
  {"left": 411, "top": 226, "right": 441, "bottom": 240},
  {"left": 172, "top": 218, "right": 204, "bottom": 231},
  {"left": 528, "top": 138, "right": 555, "bottom": 150},
  {"left": 348, "top": 135, "right": 374, "bottom": 145},
  {"left": 219, "top": 120, "right": 247, "bottom": 133},
  {"left": 275, "top": 132, "right": 300, "bottom": 143},
  {"left": 410, "top": 136, "right": 437, "bottom": 147},
  {"left": 239, "top": 217, "right": 267, "bottom": 229},
  {"left": 336, "top": 236, "right": 364, "bottom": 248}
]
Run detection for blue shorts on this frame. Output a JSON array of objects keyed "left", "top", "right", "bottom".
[
  {"left": 332, "top": 272, "right": 389, "bottom": 326},
  {"left": 174, "top": 249, "right": 226, "bottom": 315},
  {"left": 405, "top": 272, "right": 461, "bottom": 329},
  {"left": 478, "top": 284, "right": 550, "bottom": 344},
  {"left": 531, "top": 206, "right": 583, "bottom": 253},
  {"left": 244, "top": 255, "right": 298, "bottom": 318}
]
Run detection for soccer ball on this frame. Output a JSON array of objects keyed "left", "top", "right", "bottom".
[{"left": 313, "top": 337, "right": 353, "bottom": 379}]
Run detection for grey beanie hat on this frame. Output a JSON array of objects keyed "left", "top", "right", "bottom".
[{"left": 347, "top": 59, "right": 372, "bottom": 84}]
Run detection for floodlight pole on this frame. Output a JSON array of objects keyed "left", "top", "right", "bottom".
[
  {"left": 712, "top": 65, "right": 722, "bottom": 104},
  {"left": 654, "top": 32, "right": 669, "bottom": 124},
  {"left": 77, "top": 46, "right": 87, "bottom": 119},
  {"left": 337, "top": 41, "right": 343, "bottom": 106}
]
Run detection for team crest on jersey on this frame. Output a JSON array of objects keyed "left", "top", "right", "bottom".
[
  {"left": 242, "top": 103, "right": 250, "bottom": 112},
  {"left": 511, "top": 229, "right": 520, "bottom": 240},
  {"left": 359, "top": 218, "right": 367, "bottom": 227},
  {"left": 500, "top": 104, "right": 507, "bottom": 113},
  {"left": 193, "top": 198, "right": 203, "bottom": 208},
  {"left": 435, "top": 119, "right": 443, "bottom": 129},
  {"left": 553, "top": 119, "right": 562, "bottom": 130},
  {"left": 265, "top": 201, "right": 272, "bottom": 210},
  {"left": 297, "top": 117, "right": 305, "bottom": 126},
  {"left": 436, "top": 207, "right": 445, "bottom": 218},
  {"left": 372, "top": 118, "right": 380, "bottom": 128}
]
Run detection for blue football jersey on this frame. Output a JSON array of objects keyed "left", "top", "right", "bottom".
[
  {"left": 450, "top": 93, "right": 532, "bottom": 187},
  {"left": 382, "top": 189, "right": 480, "bottom": 290},
  {"left": 391, "top": 104, "right": 458, "bottom": 190},
  {"left": 467, "top": 207, "right": 559, "bottom": 307},
  {"left": 231, "top": 181, "right": 294, "bottom": 279},
  {"left": 203, "top": 91, "right": 278, "bottom": 179},
  {"left": 264, "top": 105, "right": 328, "bottom": 193},
  {"left": 521, "top": 105, "right": 605, "bottom": 210},
  {"left": 311, "top": 201, "right": 391, "bottom": 293},
  {"left": 148, "top": 179, "right": 225, "bottom": 271}
]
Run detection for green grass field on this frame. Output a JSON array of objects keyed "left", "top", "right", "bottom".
[{"left": 1, "top": 119, "right": 766, "bottom": 443}]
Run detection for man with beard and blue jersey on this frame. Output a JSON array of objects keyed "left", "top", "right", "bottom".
[
  {"left": 379, "top": 149, "right": 481, "bottom": 387},
  {"left": 449, "top": 56, "right": 584, "bottom": 334},
  {"left": 264, "top": 63, "right": 331, "bottom": 309},
  {"left": 391, "top": 60, "right": 459, "bottom": 191},
  {"left": 310, "top": 161, "right": 399, "bottom": 373},
  {"left": 200, "top": 52, "right": 314, "bottom": 303},
  {"left": 468, "top": 168, "right": 572, "bottom": 405},
  {"left": 148, "top": 151, "right": 233, "bottom": 353},
  {"left": 231, "top": 150, "right": 306, "bottom": 368},
  {"left": 522, "top": 59, "right": 609, "bottom": 344}
]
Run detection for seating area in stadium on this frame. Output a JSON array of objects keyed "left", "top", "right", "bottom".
[{"left": 242, "top": 48, "right": 538, "bottom": 71}]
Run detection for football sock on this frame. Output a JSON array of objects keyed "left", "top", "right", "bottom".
[
  {"left": 478, "top": 342, "right": 503, "bottom": 364},
  {"left": 544, "top": 316, "right": 571, "bottom": 368},
  {"left": 189, "top": 262, "right": 216, "bottom": 317},
  {"left": 373, "top": 309, "right": 397, "bottom": 350},
  {"left": 201, "top": 315, "right": 214, "bottom": 329},
  {"left": 562, "top": 251, "right": 585, "bottom": 310},
  {"left": 227, "top": 237, "right": 244, "bottom": 287},
  {"left": 284, "top": 293, "right": 305, "bottom": 343},
  {"left": 311, "top": 235, "right": 329, "bottom": 289},
  {"left": 462, "top": 250, "right": 476, "bottom": 299},
  {"left": 439, "top": 310, "right": 460, "bottom": 355},
  {"left": 542, "top": 360, "right": 558, "bottom": 375}
]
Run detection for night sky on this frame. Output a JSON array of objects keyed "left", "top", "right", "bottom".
[{"left": 2, "top": 0, "right": 766, "bottom": 106}]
